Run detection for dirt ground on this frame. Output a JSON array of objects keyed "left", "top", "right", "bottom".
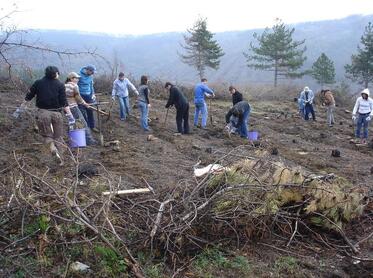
[{"left": 0, "top": 89, "right": 372, "bottom": 277}]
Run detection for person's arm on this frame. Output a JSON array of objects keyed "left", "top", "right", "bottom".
[
  {"left": 225, "top": 108, "right": 233, "bottom": 123},
  {"left": 58, "top": 83, "right": 69, "bottom": 110},
  {"left": 165, "top": 89, "right": 174, "bottom": 108},
  {"left": 309, "top": 91, "right": 315, "bottom": 103},
  {"left": 352, "top": 98, "right": 360, "bottom": 116},
  {"left": 25, "top": 82, "right": 37, "bottom": 102},
  {"left": 127, "top": 79, "right": 139, "bottom": 96},
  {"left": 144, "top": 87, "right": 150, "bottom": 105},
  {"left": 202, "top": 84, "right": 214, "bottom": 96},
  {"left": 111, "top": 80, "right": 117, "bottom": 98},
  {"left": 370, "top": 99, "right": 373, "bottom": 116},
  {"left": 74, "top": 86, "right": 87, "bottom": 106}
]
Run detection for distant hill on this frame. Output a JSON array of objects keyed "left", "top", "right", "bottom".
[{"left": 12, "top": 14, "right": 373, "bottom": 87}]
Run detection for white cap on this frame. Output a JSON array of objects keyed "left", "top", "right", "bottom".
[
  {"left": 304, "top": 86, "right": 310, "bottom": 92},
  {"left": 361, "top": 88, "right": 370, "bottom": 96}
]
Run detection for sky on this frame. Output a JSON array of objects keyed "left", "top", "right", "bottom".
[{"left": 2, "top": 0, "right": 373, "bottom": 35}]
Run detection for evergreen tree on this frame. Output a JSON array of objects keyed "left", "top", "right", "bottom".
[
  {"left": 311, "top": 53, "right": 336, "bottom": 87},
  {"left": 244, "top": 20, "right": 306, "bottom": 87},
  {"left": 345, "top": 22, "right": 373, "bottom": 88},
  {"left": 180, "top": 17, "right": 224, "bottom": 79}
]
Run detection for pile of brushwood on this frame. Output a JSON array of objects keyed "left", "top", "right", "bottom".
[{"left": 0, "top": 147, "right": 371, "bottom": 277}]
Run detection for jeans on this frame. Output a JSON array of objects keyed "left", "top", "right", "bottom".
[
  {"left": 304, "top": 103, "right": 315, "bottom": 121},
  {"left": 238, "top": 108, "right": 250, "bottom": 138},
  {"left": 79, "top": 94, "right": 95, "bottom": 128},
  {"left": 70, "top": 106, "right": 95, "bottom": 144},
  {"left": 176, "top": 104, "right": 189, "bottom": 134},
  {"left": 137, "top": 101, "right": 149, "bottom": 130},
  {"left": 356, "top": 113, "right": 370, "bottom": 139},
  {"left": 327, "top": 104, "right": 335, "bottom": 126},
  {"left": 194, "top": 102, "right": 208, "bottom": 127},
  {"left": 118, "top": 96, "right": 130, "bottom": 120}
]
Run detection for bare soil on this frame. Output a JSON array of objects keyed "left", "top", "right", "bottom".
[{"left": 0, "top": 89, "right": 372, "bottom": 277}]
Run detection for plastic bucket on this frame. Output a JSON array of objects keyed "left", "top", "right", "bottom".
[
  {"left": 248, "top": 131, "right": 259, "bottom": 141},
  {"left": 69, "top": 128, "right": 86, "bottom": 148}
]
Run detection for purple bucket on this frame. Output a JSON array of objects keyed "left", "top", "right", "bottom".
[
  {"left": 248, "top": 131, "right": 259, "bottom": 141},
  {"left": 69, "top": 128, "right": 86, "bottom": 148}
]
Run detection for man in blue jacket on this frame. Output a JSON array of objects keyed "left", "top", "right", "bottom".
[
  {"left": 78, "top": 65, "right": 96, "bottom": 130},
  {"left": 194, "top": 78, "right": 215, "bottom": 129}
]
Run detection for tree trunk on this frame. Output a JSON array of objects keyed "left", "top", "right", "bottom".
[
  {"left": 365, "top": 79, "right": 369, "bottom": 89},
  {"left": 274, "top": 60, "right": 278, "bottom": 87}
]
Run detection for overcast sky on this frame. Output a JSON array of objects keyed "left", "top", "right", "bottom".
[{"left": 3, "top": 0, "right": 373, "bottom": 35}]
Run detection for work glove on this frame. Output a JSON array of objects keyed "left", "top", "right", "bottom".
[
  {"left": 352, "top": 115, "right": 356, "bottom": 121},
  {"left": 367, "top": 116, "right": 372, "bottom": 121},
  {"left": 66, "top": 113, "right": 76, "bottom": 125},
  {"left": 111, "top": 96, "right": 116, "bottom": 101},
  {"left": 91, "top": 94, "right": 97, "bottom": 104}
]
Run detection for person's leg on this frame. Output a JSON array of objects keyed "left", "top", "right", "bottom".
[
  {"left": 71, "top": 107, "right": 96, "bottom": 144},
  {"left": 327, "top": 106, "right": 332, "bottom": 125},
  {"left": 175, "top": 108, "right": 183, "bottom": 133},
  {"left": 356, "top": 114, "right": 363, "bottom": 138},
  {"left": 118, "top": 97, "right": 125, "bottom": 119},
  {"left": 78, "top": 104, "right": 88, "bottom": 123},
  {"left": 36, "top": 109, "right": 54, "bottom": 144},
  {"left": 330, "top": 105, "right": 335, "bottom": 124},
  {"left": 304, "top": 104, "right": 310, "bottom": 120},
  {"left": 240, "top": 109, "right": 250, "bottom": 138},
  {"left": 124, "top": 96, "right": 131, "bottom": 116},
  {"left": 139, "top": 102, "right": 149, "bottom": 130},
  {"left": 50, "top": 111, "right": 65, "bottom": 153},
  {"left": 310, "top": 104, "right": 316, "bottom": 120},
  {"left": 183, "top": 104, "right": 190, "bottom": 134},
  {"left": 363, "top": 115, "right": 369, "bottom": 140},
  {"left": 81, "top": 95, "right": 95, "bottom": 128},
  {"left": 194, "top": 103, "right": 201, "bottom": 126},
  {"left": 201, "top": 102, "right": 208, "bottom": 128}
]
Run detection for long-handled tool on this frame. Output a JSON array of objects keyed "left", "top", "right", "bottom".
[
  {"left": 87, "top": 105, "right": 109, "bottom": 116},
  {"left": 106, "top": 99, "right": 115, "bottom": 121},
  {"left": 163, "top": 108, "right": 169, "bottom": 126},
  {"left": 209, "top": 99, "right": 214, "bottom": 126},
  {"left": 96, "top": 102, "right": 104, "bottom": 146}
]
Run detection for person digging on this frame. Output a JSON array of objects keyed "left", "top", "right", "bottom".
[
  {"left": 352, "top": 88, "right": 373, "bottom": 144},
  {"left": 15, "top": 66, "right": 75, "bottom": 165},
  {"left": 164, "top": 82, "right": 190, "bottom": 135},
  {"left": 225, "top": 100, "right": 251, "bottom": 139}
]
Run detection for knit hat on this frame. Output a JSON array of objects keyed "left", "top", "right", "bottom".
[
  {"left": 67, "top": 72, "right": 80, "bottom": 79},
  {"left": 361, "top": 88, "right": 370, "bottom": 97},
  {"left": 304, "top": 86, "right": 310, "bottom": 92}
]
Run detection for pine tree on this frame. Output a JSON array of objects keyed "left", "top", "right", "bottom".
[
  {"left": 244, "top": 20, "right": 307, "bottom": 87},
  {"left": 345, "top": 22, "right": 373, "bottom": 88},
  {"left": 311, "top": 53, "right": 336, "bottom": 88},
  {"left": 180, "top": 17, "right": 224, "bottom": 79}
]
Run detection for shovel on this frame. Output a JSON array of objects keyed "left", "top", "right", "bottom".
[
  {"left": 209, "top": 99, "right": 214, "bottom": 126},
  {"left": 96, "top": 102, "right": 104, "bottom": 146},
  {"left": 163, "top": 108, "right": 169, "bottom": 126}
]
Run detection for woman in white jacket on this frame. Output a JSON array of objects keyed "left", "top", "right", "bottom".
[{"left": 352, "top": 88, "right": 373, "bottom": 144}]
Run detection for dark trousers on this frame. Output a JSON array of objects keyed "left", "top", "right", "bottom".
[
  {"left": 176, "top": 104, "right": 189, "bottom": 134},
  {"left": 79, "top": 94, "right": 95, "bottom": 128},
  {"left": 304, "top": 103, "right": 316, "bottom": 121}
]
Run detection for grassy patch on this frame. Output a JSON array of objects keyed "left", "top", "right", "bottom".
[
  {"left": 94, "top": 245, "right": 128, "bottom": 277},
  {"left": 274, "top": 256, "right": 300, "bottom": 276},
  {"left": 192, "top": 247, "right": 251, "bottom": 278}
]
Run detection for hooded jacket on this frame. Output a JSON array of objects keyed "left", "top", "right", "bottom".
[
  {"left": 77, "top": 67, "right": 94, "bottom": 96},
  {"left": 352, "top": 90, "right": 373, "bottom": 116},
  {"left": 300, "top": 89, "right": 314, "bottom": 104}
]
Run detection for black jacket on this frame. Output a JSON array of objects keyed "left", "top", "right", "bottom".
[
  {"left": 232, "top": 91, "right": 243, "bottom": 105},
  {"left": 165, "top": 86, "right": 188, "bottom": 110},
  {"left": 225, "top": 101, "right": 250, "bottom": 126},
  {"left": 25, "top": 77, "right": 68, "bottom": 110}
]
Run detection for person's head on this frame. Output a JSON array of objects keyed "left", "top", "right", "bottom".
[
  {"left": 164, "top": 82, "right": 173, "bottom": 90},
  {"left": 118, "top": 72, "right": 125, "bottom": 81},
  {"left": 85, "top": 65, "right": 96, "bottom": 76},
  {"left": 140, "top": 75, "right": 148, "bottom": 85},
  {"left": 45, "top": 66, "right": 60, "bottom": 79},
  {"left": 229, "top": 86, "right": 236, "bottom": 95},
  {"left": 361, "top": 88, "right": 370, "bottom": 100},
  {"left": 304, "top": 86, "right": 310, "bottom": 92},
  {"left": 201, "top": 78, "right": 208, "bottom": 84},
  {"left": 65, "top": 72, "right": 80, "bottom": 84}
]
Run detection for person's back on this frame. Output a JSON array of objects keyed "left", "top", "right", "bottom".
[
  {"left": 194, "top": 81, "right": 213, "bottom": 104},
  {"left": 169, "top": 86, "right": 188, "bottom": 109},
  {"left": 324, "top": 91, "right": 335, "bottom": 106},
  {"left": 27, "top": 76, "right": 66, "bottom": 110},
  {"left": 78, "top": 67, "right": 94, "bottom": 96}
]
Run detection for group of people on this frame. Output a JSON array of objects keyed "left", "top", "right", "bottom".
[
  {"left": 15, "top": 64, "right": 373, "bottom": 164},
  {"left": 298, "top": 85, "right": 373, "bottom": 144}
]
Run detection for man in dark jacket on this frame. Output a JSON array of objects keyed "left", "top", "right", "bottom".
[
  {"left": 225, "top": 101, "right": 251, "bottom": 138},
  {"left": 165, "top": 82, "right": 189, "bottom": 134},
  {"left": 229, "top": 86, "right": 243, "bottom": 106},
  {"left": 22, "top": 66, "right": 74, "bottom": 163}
]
